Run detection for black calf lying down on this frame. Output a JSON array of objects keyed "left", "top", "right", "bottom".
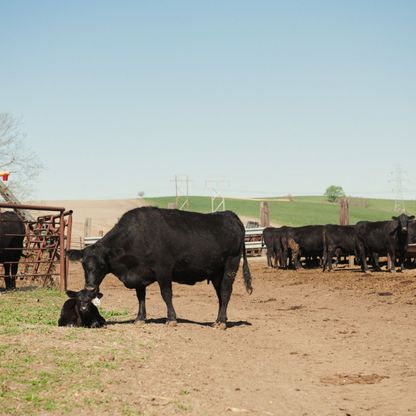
[{"left": 58, "top": 289, "right": 106, "bottom": 328}]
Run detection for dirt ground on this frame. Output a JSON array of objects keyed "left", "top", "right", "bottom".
[{"left": 63, "top": 258, "right": 416, "bottom": 416}]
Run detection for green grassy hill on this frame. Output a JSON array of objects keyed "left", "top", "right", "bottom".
[{"left": 145, "top": 196, "right": 416, "bottom": 227}]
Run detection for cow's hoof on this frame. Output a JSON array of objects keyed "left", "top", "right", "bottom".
[
  {"left": 390, "top": 269, "right": 397, "bottom": 274},
  {"left": 364, "top": 270, "right": 372, "bottom": 275},
  {"left": 212, "top": 322, "right": 227, "bottom": 330},
  {"left": 134, "top": 319, "right": 146, "bottom": 326},
  {"left": 165, "top": 319, "right": 177, "bottom": 327}
]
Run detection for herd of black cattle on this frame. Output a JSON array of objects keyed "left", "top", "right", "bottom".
[
  {"left": 262, "top": 213, "right": 416, "bottom": 273},
  {"left": 1, "top": 207, "right": 416, "bottom": 329}
]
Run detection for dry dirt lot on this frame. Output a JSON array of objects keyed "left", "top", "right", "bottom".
[
  {"left": 2, "top": 258, "right": 416, "bottom": 416},
  {"left": 69, "top": 259, "right": 416, "bottom": 416}
]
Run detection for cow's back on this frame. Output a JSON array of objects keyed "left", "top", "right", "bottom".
[
  {"left": 324, "top": 224, "right": 355, "bottom": 251},
  {"left": 0, "top": 211, "right": 25, "bottom": 262},
  {"left": 355, "top": 220, "right": 397, "bottom": 253},
  {"left": 104, "top": 207, "right": 245, "bottom": 259},
  {"left": 290, "top": 225, "right": 324, "bottom": 254}
]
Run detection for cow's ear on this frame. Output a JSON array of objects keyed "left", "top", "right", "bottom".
[
  {"left": 392, "top": 216, "right": 398, "bottom": 220},
  {"left": 409, "top": 215, "right": 415, "bottom": 220},
  {"left": 66, "top": 290, "right": 79, "bottom": 299},
  {"left": 97, "top": 292, "right": 104, "bottom": 299},
  {"left": 66, "top": 249, "right": 83, "bottom": 261}
]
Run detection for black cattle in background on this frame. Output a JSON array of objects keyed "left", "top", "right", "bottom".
[
  {"left": 322, "top": 225, "right": 356, "bottom": 272},
  {"left": 262, "top": 227, "right": 276, "bottom": 267},
  {"left": 281, "top": 225, "right": 324, "bottom": 270},
  {"left": 262, "top": 227, "right": 286, "bottom": 268},
  {"left": 58, "top": 289, "right": 106, "bottom": 328},
  {"left": 354, "top": 213, "right": 415, "bottom": 273},
  {"left": 67, "top": 207, "right": 253, "bottom": 329},
  {"left": 404, "top": 220, "right": 416, "bottom": 267},
  {"left": 0, "top": 211, "right": 25, "bottom": 290}
]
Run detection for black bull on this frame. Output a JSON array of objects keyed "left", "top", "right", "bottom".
[
  {"left": 0, "top": 211, "right": 25, "bottom": 290},
  {"left": 67, "top": 207, "right": 253, "bottom": 328},
  {"left": 354, "top": 213, "right": 415, "bottom": 272}
]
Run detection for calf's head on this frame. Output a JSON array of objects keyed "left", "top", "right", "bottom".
[
  {"left": 66, "top": 289, "right": 103, "bottom": 314},
  {"left": 392, "top": 213, "right": 415, "bottom": 232},
  {"left": 66, "top": 244, "right": 110, "bottom": 289}
]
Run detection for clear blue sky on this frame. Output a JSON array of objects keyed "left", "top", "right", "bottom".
[{"left": 1, "top": 1, "right": 415, "bottom": 200}]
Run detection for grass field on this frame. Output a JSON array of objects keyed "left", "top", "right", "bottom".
[
  {"left": 0, "top": 289, "right": 136, "bottom": 416},
  {"left": 145, "top": 195, "right": 416, "bottom": 226}
]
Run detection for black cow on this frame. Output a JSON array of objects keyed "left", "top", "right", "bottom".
[
  {"left": 405, "top": 221, "right": 416, "bottom": 266},
  {"left": 0, "top": 211, "right": 25, "bottom": 290},
  {"left": 354, "top": 213, "right": 415, "bottom": 273},
  {"left": 262, "top": 227, "right": 276, "bottom": 267},
  {"left": 322, "top": 225, "right": 356, "bottom": 272},
  {"left": 58, "top": 289, "right": 106, "bottom": 328},
  {"left": 281, "top": 225, "right": 324, "bottom": 269},
  {"left": 67, "top": 207, "right": 253, "bottom": 328}
]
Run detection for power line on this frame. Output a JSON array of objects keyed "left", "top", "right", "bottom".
[
  {"left": 205, "top": 179, "right": 226, "bottom": 212},
  {"left": 391, "top": 165, "right": 406, "bottom": 213},
  {"left": 171, "top": 175, "right": 190, "bottom": 210}
]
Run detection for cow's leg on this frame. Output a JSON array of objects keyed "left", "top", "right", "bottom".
[
  {"left": 266, "top": 250, "right": 272, "bottom": 267},
  {"left": 4, "top": 263, "right": 14, "bottom": 290},
  {"left": 134, "top": 285, "right": 147, "bottom": 324},
  {"left": 327, "top": 248, "right": 335, "bottom": 272},
  {"left": 213, "top": 256, "right": 239, "bottom": 329},
  {"left": 399, "top": 248, "right": 406, "bottom": 271},
  {"left": 388, "top": 249, "right": 396, "bottom": 273},
  {"left": 322, "top": 249, "right": 328, "bottom": 272},
  {"left": 356, "top": 241, "right": 369, "bottom": 273},
  {"left": 157, "top": 278, "right": 177, "bottom": 325},
  {"left": 371, "top": 253, "right": 381, "bottom": 272}
]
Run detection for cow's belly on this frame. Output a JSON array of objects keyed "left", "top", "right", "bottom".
[
  {"left": 172, "top": 273, "right": 208, "bottom": 285},
  {"left": 116, "top": 270, "right": 156, "bottom": 289}
]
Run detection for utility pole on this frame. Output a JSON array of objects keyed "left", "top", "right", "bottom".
[
  {"left": 392, "top": 165, "right": 405, "bottom": 213},
  {"left": 205, "top": 179, "right": 226, "bottom": 212},
  {"left": 171, "top": 175, "right": 190, "bottom": 210}
]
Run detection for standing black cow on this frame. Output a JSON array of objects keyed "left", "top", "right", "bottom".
[
  {"left": 67, "top": 207, "right": 253, "bottom": 328},
  {"left": 281, "top": 225, "right": 324, "bottom": 269},
  {"left": 354, "top": 213, "right": 415, "bottom": 273},
  {"left": 262, "top": 227, "right": 276, "bottom": 268},
  {"left": 322, "top": 225, "right": 356, "bottom": 272},
  {"left": 0, "top": 211, "right": 25, "bottom": 290}
]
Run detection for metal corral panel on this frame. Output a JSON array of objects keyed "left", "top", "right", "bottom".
[
  {"left": 245, "top": 227, "right": 265, "bottom": 256},
  {"left": 84, "top": 236, "right": 102, "bottom": 247}
]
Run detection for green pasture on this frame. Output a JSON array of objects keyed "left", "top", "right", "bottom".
[
  {"left": 0, "top": 289, "right": 159, "bottom": 416},
  {"left": 145, "top": 195, "right": 416, "bottom": 226}
]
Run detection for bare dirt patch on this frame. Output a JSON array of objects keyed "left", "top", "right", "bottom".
[{"left": 2, "top": 259, "right": 416, "bottom": 415}]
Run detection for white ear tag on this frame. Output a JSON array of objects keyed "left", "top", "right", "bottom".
[{"left": 92, "top": 297, "right": 101, "bottom": 307}]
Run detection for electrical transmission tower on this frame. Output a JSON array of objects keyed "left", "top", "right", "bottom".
[
  {"left": 392, "top": 165, "right": 405, "bottom": 213},
  {"left": 205, "top": 179, "right": 226, "bottom": 212},
  {"left": 171, "top": 175, "right": 190, "bottom": 210}
]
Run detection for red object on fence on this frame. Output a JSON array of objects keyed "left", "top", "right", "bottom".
[{"left": 0, "top": 171, "right": 10, "bottom": 181}]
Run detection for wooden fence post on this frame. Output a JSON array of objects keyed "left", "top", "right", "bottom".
[
  {"left": 260, "top": 202, "right": 270, "bottom": 227},
  {"left": 339, "top": 198, "right": 349, "bottom": 225},
  {"left": 84, "top": 217, "right": 92, "bottom": 239}
]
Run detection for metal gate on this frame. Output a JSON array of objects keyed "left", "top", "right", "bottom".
[{"left": 0, "top": 203, "right": 73, "bottom": 291}]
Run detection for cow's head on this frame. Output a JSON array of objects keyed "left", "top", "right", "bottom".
[
  {"left": 66, "top": 244, "right": 110, "bottom": 290},
  {"left": 66, "top": 289, "right": 103, "bottom": 314},
  {"left": 392, "top": 213, "right": 415, "bottom": 233}
]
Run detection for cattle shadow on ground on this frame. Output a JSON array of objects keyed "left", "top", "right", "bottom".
[
  {"left": 106, "top": 317, "right": 252, "bottom": 328},
  {"left": 0, "top": 285, "right": 38, "bottom": 293}
]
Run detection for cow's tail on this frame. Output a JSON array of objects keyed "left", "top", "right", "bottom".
[
  {"left": 242, "top": 242, "right": 253, "bottom": 294},
  {"left": 322, "top": 228, "right": 328, "bottom": 272}
]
